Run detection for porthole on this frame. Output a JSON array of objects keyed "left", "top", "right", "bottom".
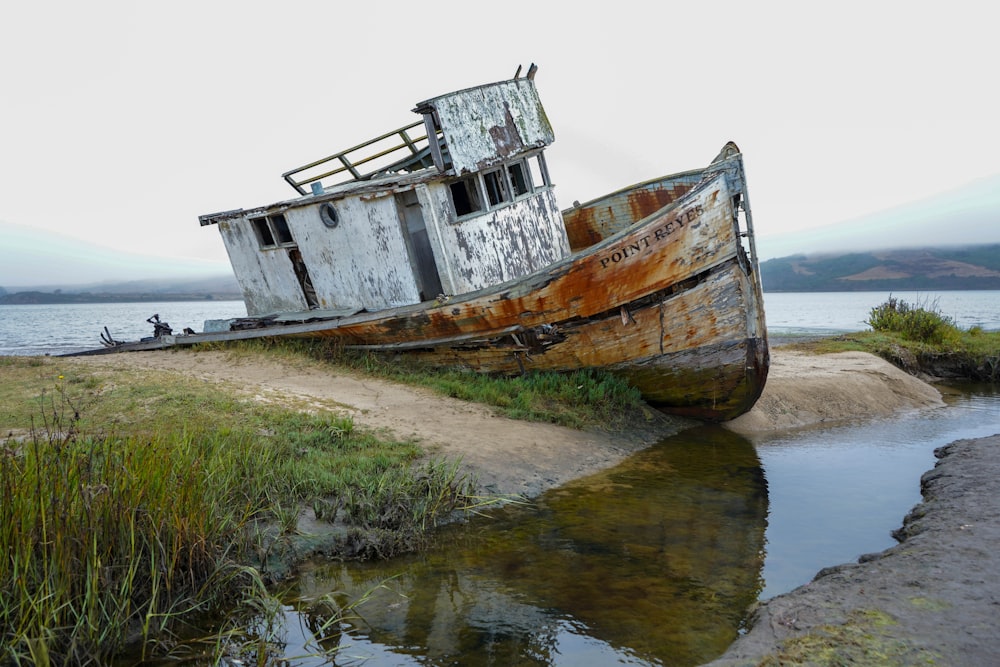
[{"left": 320, "top": 202, "right": 339, "bottom": 228}]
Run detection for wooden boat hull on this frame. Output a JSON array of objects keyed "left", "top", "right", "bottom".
[
  {"left": 71, "top": 147, "right": 768, "bottom": 421},
  {"left": 290, "top": 150, "right": 769, "bottom": 420}
]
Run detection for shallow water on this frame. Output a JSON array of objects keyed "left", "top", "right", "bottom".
[
  {"left": 270, "top": 427, "right": 767, "bottom": 666},
  {"left": 228, "top": 387, "right": 998, "bottom": 666},
  {"left": 749, "top": 384, "right": 1000, "bottom": 599}
]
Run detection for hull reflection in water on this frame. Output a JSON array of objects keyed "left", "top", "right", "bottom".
[{"left": 278, "top": 426, "right": 767, "bottom": 666}]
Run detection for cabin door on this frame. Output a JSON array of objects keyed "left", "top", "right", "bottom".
[
  {"left": 288, "top": 247, "right": 319, "bottom": 309},
  {"left": 396, "top": 191, "right": 443, "bottom": 301}
]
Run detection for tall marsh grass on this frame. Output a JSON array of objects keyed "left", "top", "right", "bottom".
[
  {"left": 1, "top": 389, "right": 273, "bottom": 664},
  {"left": 0, "top": 358, "right": 481, "bottom": 665}
]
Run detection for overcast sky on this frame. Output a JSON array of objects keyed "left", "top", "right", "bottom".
[{"left": 2, "top": 1, "right": 998, "bottom": 286}]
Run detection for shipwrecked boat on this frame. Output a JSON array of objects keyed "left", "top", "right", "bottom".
[{"left": 87, "top": 68, "right": 769, "bottom": 420}]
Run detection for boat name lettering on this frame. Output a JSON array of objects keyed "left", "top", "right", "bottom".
[{"left": 598, "top": 204, "right": 703, "bottom": 269}]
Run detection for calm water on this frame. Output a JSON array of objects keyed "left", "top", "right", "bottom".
[
  {"left": 764, "top": 289, "right": 1000, "bottom": 335},
  {"left": 4, "top": 292, "right": 999, "bottom": 665},
  {"left": 198, "top": 388, "right": 998, "bottom": 667},
  {"left": 1, "top": 290, "right": 997, "bottom": 356},
  {"left": 0, "top": 301, "right": 247, "bottom": 356}
]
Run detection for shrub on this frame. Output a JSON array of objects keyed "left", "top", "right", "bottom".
[{"left": 866, "top": 296, "right": 959, "bottom": 344}]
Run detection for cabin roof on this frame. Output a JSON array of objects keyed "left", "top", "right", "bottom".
[{"left": 199, "top": 167, "right": 439, "bottom": 226}]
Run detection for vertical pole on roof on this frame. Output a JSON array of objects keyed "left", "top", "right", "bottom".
[{"left": 422, "top": 113, "right": 445, "bottom": 172}]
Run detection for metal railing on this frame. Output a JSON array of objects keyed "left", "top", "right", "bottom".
[{"left": 281, "top": 120, "right": 444, "bottom": 195}]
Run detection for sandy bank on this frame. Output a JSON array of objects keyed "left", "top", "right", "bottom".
[
  {"left": 725, "top": 350, "right": 944, "bottom": 434},
  {"left": 703, "top": 434, "right": 1000, "bottom": 666}
]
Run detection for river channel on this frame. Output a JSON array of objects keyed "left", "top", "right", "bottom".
[{"left": 205, "top": 385, "right": 997, "bottom": 667}]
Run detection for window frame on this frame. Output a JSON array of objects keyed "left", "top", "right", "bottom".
[
  {"left": 249, "top": 213, "right": 297, "bottom": 250},
  {"left": 447, "top": 151, "right": 551, "bottom": 222}
]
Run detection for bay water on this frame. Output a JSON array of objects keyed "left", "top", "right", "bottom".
[
  {"left": 1, "top": 290, "right": 997, "bottom": 357},
  {"left": 0, "top": 300, "right": 247, "bottom": 356}
]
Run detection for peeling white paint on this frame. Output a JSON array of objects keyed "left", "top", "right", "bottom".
[
  {"left": 417, "top": 79, "right": 553, "bottom": 175},
  {"left": 211, "top": 78, "right": 568, "bottom": 317}
]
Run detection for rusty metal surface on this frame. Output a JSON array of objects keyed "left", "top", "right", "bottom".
[{"left": 562, "top": 169, "right": 705, "bottom": 250}]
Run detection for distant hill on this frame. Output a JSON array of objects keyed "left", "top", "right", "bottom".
[
  {"left": 0, "top": 274, "right": 242, "bottom": 304},
  {"left": 761, "top": 244, "right": 1000, "bottom": 292}
]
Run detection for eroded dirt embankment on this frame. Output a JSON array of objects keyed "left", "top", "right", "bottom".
[{"left": 703, "top": 435, "right": 1000, "bottom": 666}]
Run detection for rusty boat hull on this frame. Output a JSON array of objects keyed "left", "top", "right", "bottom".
[
  {"left": 312, "top": 148, "right": 769, "bottom": 421},
  {"left": 75, "top": 145, "right": 768, "bottom": 421}
]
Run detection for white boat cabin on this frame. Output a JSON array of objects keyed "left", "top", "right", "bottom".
[{"left": 199, "top": 76, "right": 571, "bottom": 318}]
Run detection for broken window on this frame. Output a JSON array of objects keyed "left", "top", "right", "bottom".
[
  {"left": 251, "top": 217, "right": 275, "bottom": 247},
  {"left": 527, "top": 153, "right": 549, "bottom": 190},
  {"left": 449, "top": 153, "right": 552, "bottom": 220},
  {"left": 449, "top": 176, "right": 484, "bottom": 217},
  {"left": 483, "top": 168, "right": 510, "bottom": 207},
  {"left": 250, "top": 213, "right": 296, "bottom": 249},
  {"left": 508, "top": 161, "right": 530, "bottom": 196},
  {"left": 271, "top": 213, "right": 293, "bottom": 244}
]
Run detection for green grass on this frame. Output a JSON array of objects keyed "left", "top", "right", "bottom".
[
  {"left": 784, "top": 296, "right": 1000, "bottom": 382},
  {"left": 0, "top": 341, "right": 654, "bottom": 664},
  {"left": 0, "top": 356, "right": 479, "bottom": 665}
]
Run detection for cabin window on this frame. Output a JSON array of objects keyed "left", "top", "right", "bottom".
[
  {"left": 250, "top": 213, "right": 296, "bottom": 249},
  {"left": 251, "top": 217, "right": 275, "bottom": 246},
  {"left": 320, "top": 202, "right": 340, "bottom": 228},
  {"left": 483, "top": 168, "right": 510, "bottom": 207},
  {"left": 449, "top": 176, "right": 484, "bottom": 217},
  {"left": 527, "top": 153, "right": 549, "bottom": 190},
  {"left": 271, "top": 213, "right": 293, "bottom": 244},
  {"left": 449, "top": 153, "right": 552, "bottom": 221},
  {"left": 508, "top": 161, "right": 530, "bottom": 197}
]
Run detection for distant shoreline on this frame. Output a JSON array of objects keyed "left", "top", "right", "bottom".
[{"left": 0, "top": 292, "right": 243, "bottom": 305}]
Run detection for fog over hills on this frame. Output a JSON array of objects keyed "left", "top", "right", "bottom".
[
  {"left": 760, "top": 244, "right": 1000, "bottom": 292},
  {"left": 0, "top": 219, "right": 234, "bottom": 291},
  {"left": 755, "top": 174, "right": 1000, "bottom": 260}
]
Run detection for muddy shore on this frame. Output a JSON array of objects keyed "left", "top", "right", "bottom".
[{"left": 703, "top": 434, "right": 1000, "bottom": 666}]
